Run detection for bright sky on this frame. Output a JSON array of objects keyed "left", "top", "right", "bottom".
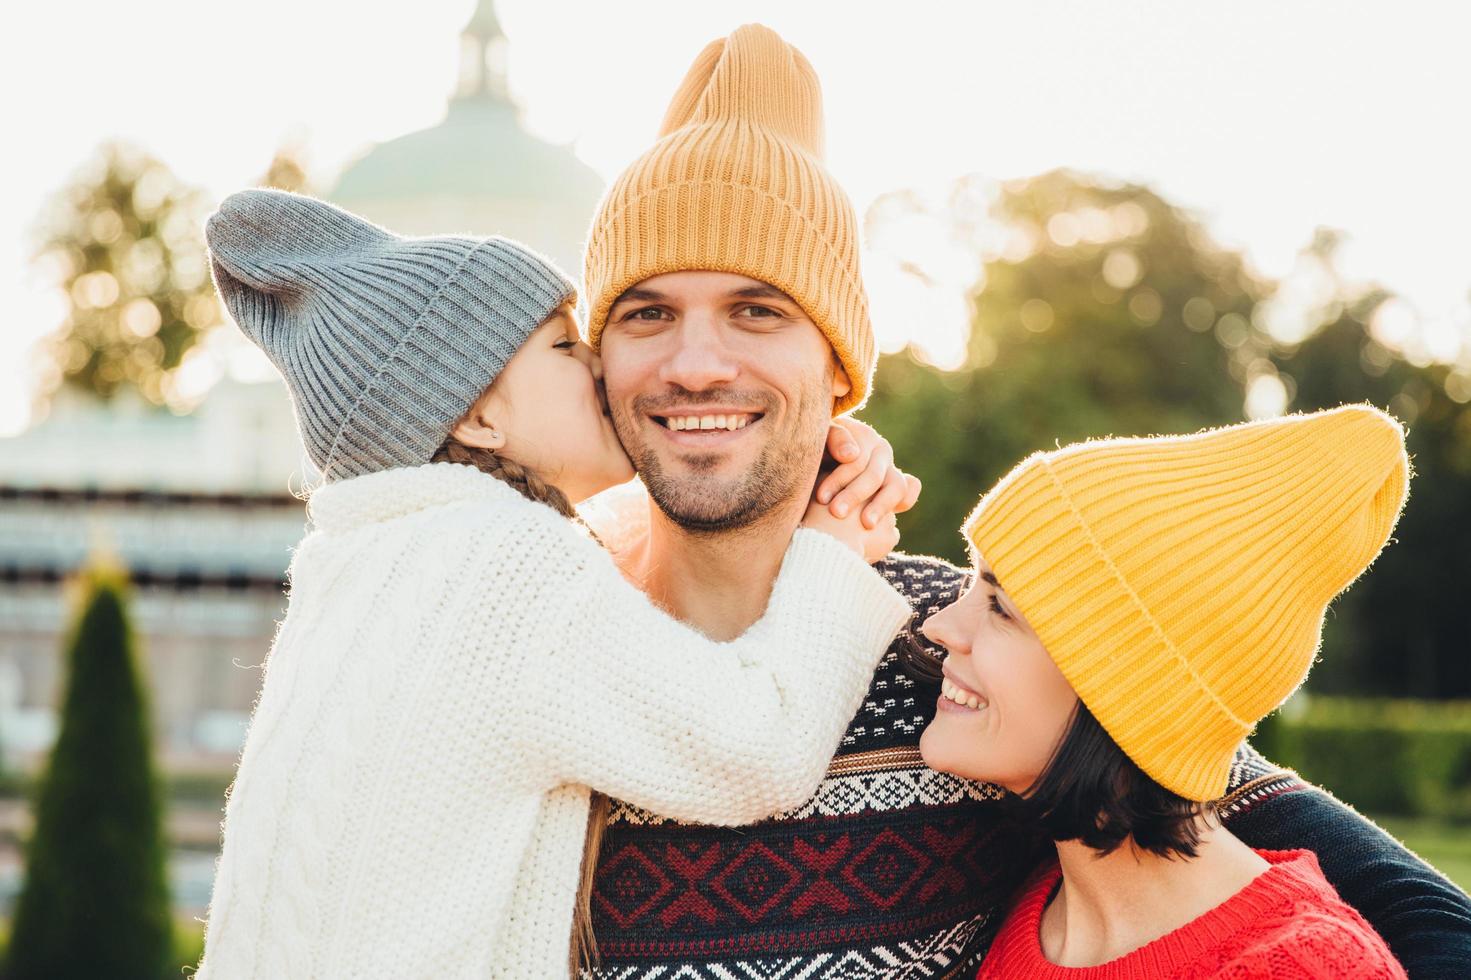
[{"left": 3, "top": 0, "right": 1468, "bottom": 434}]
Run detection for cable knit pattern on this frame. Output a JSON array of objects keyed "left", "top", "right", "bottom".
[
  {"left": 194, "top": 462, "right": 910, "bottom": 980},
  {"left": 978, "top": 849, "right": 1408, "bottom": 979}
]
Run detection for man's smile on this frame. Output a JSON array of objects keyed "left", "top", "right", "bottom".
[
  {"left": 644, "top": 403, "right": 770, "bottom": 447},
  {"left": 657, "top": 412, "right": 757, "bottom": 431},
  {"left": 648, "top": 407, "right": 767, "bottom": 448}
]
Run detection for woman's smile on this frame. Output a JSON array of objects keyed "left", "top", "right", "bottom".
[{"left": 938, "top": 668, "right": 988, "bottom": 714}]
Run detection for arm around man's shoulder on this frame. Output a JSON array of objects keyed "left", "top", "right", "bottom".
[{"left": 1222, "top": 744, "right": 1471, "bottom": 978}]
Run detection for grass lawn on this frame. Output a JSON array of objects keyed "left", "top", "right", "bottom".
[{"left": 1373, "top": 814, "right": 1471, "bottom": 893}]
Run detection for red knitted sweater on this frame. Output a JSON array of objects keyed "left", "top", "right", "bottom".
[{"left": 978, "top": 849, "right": 1407, "bottom": 979}]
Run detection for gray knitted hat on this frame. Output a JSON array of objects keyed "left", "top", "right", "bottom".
[{"left": 205, "top": 189, "right": 575, "bottom": 481}]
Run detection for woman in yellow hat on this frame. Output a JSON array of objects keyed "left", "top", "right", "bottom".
[{"left": 919, "top": 405, "right": 1410, "bottom": 978}]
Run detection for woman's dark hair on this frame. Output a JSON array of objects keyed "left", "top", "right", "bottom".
[
  {"left": 895, "top": 575, "right": 1209, "bottom": 861},
  {"left": 896, "top": 632, "right": 945, "bottom": 684},
  {"left": 1013, "top": 700, "right": 1206, "bottom": 860}
]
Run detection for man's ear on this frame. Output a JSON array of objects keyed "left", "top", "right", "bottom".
[
  {"left": 830, "top": 352, "right": 852, "bottom": 401},
  {"left": 450, "top": 409, "right": 506, "bottom": 451}
]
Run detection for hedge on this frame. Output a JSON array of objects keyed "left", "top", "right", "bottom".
[{"left": 1252, "top": 695, "right": 1471, "bottom": 822}]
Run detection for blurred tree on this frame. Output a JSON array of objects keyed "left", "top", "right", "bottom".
[
  {"left": 34, "top": 142, "right": 220, "bottom": 408},
  {"left": 6, "top": 566, "right": 172, "bottom": 980},
  {"left": 862, "top": 170, "right": 1267, "bottom": 562},
  {"left": 258, "top": 142, "right": 311, "bottom": 194},
  {"left": 862, "top": 171, "right": 1471, "bottom": 700},
  {"left": 1270, "top": 245, "right": 1471, "bottom": 698}
]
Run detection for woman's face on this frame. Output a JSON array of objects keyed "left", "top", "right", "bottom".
[
  {"left": 918, "top": 556, "right": 1079, "bottom": 793},
  {"left": 464, "top": 303, "right": 635, "bottom": 503}
]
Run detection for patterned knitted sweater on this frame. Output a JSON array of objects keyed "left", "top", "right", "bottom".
[
  {"left": 978, "top": 849, "right": 1407, "bottom": 979},
  {"left": 585, "top": 553, "right": 1471, "bottom": 979},
  {"left": 194, "top": 463, "right": 911, "bottom": 980}
]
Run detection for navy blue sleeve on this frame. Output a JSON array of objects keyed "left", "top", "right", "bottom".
[{"left": 1222, "top": 751, "right": 1471, "bottom": 979}]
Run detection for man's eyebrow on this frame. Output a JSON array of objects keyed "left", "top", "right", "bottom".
[
  {"left": 611, "top": 287, "right": 667, "bottom": 305},
  {"left": 730, "top": 284, "right": 794, "bottom": 302},
  {"left": 980, "top": 571, "right": 1001, "bottom": 589}
]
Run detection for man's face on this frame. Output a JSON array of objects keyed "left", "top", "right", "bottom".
[{"left": 600, "top": 271, "right": 852, "bottom": 532}]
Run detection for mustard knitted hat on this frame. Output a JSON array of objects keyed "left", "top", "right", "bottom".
[
  {"left": 583, "top": 23, "right": 874, "bottom": 414},
  {"left": 963, "top": 405, "right": 1410, "bottom": 802}
]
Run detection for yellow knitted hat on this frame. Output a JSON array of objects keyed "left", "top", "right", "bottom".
[
  {"left": 583, "top": 24, "right": 874, "bottom": 415},
  {"left": 963, "top": 405, "right": 1410, "bottom": 802}
]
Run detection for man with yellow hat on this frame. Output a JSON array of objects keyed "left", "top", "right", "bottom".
[{"left": 573, "top": 23, "right": 1471, "bottom": 979}]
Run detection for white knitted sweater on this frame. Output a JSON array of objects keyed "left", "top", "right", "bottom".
[{"left": 196, "top": 463, "right": 909, "bottom": 979}]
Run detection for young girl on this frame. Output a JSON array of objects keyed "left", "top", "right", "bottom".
[
  {"left": 195, "top": 189, "right": 916, "bottom": 979},
  {"left": 919, "top": 406, "right": 1409, "bottom": 978}
]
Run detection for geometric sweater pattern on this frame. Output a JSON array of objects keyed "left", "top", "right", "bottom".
[
  {"left": 584, "top": 553, "right": 1454, "bottom": 980},
  {"left": 193, "top": 463, "right": 911, "bottom": 980}
]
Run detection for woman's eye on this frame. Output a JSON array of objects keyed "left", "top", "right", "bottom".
[{"left": 553, "top": 339, "right": 577, "bottom": 350}]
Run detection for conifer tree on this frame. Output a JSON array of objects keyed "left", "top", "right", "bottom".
[{"left": 6, "top": 567, "right": 171, "bottom": 979}]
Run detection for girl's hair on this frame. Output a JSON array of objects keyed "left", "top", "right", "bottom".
[
  {"left": 429, "top": 435, "right": 610, "bottom": 976},
  {"left": 1013, "top": 700, "right": 1206, "bottom": 859},
  {"left": 430, "top": 438, "right": 576, "bottom": 520}
]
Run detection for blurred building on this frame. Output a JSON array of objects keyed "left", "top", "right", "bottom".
[
  {"left": 329, "top": 0, "right": 604, "bottom": 274},
  {"left": 0, "top": 383, "right": 308, "bottom": 771},
  {"left": 0, "top": 0, "right": 603, "bottom": 773}
]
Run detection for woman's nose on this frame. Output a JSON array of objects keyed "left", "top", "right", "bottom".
[{"left": 920, "top": 609, "right": 967, "bottom": 657}]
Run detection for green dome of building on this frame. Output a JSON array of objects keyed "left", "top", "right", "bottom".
[
  {"left": 329, "top": 0, "right": 604, "bottom": 275},
  {"left": 331, "top": 98, "right": 603, "bottom": 205}
]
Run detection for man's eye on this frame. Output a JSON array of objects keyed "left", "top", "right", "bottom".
[
  {"left": 623, "top": 307, "right": 667, "bottom": 322},
  {"left": 743, "top": 305, "right": 781, "bottom": 318},
  {"left": 988, "top": 594, "right": 1011, "bottom": 620}
]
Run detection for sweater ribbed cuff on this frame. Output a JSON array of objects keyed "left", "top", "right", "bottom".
[{"left": 768, "top": 529, "right": 911, "bottom": 654}]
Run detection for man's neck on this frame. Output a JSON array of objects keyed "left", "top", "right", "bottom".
[
  {"left": 623, "top": 494, "right": 808, "bottom": 642},
  {"left": 1039, "top": 820, "right": 1269, "bottom": 967}
]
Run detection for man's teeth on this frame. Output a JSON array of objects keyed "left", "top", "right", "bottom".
[
  {"left": 941, "top": 677, "right": 986, "bottom": 711},
  {"left": 664, "top": 414, "right": 754, "bottom": 432}
]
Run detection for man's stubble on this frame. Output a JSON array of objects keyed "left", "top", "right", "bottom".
[{"left": 612, "top": 373, "right": 834, "bottom": 535}]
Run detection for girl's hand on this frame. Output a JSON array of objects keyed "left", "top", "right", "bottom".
[
  {"left": 816, "top": 417, "right": 922, "bottom": 529},
  {"left": 803, "top": 499, "right": 900, "bottom": 564},
  {"left": 805, "top": 418, "right": 918, "bottom": 563}
]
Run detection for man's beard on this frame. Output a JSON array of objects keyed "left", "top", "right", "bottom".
[{"left": 611, "top": 377, "right": 831, "bottom": 534}]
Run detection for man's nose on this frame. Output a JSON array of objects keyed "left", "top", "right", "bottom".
[{"left": 658, "top": 319, "right": 740, "bottom": 391}]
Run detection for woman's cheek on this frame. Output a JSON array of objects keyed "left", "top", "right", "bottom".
[
  {"left": 919, "top": 724, "right": 967, "bottom": 778},
  {"left": 920, "top": 716, "right": 985, "bottom": 782}
]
